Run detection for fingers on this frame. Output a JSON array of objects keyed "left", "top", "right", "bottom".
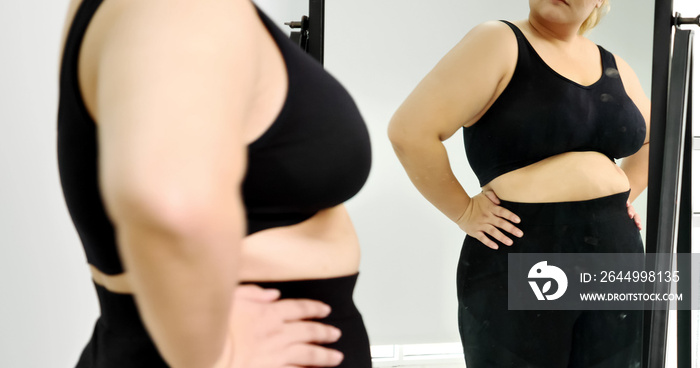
[
  {"left": 494, "top": 206, "right": 521, "bottom": 224},
  {"left": 283, "top": 345, "right": 344, "bottom": 367},
  {"left": 483, "top": 190, "right": 501, "bottom": 205},
  {"left": 626, "top": 202, "right": 634, "bottom": 218},
  {"left": 485, "top": 225, "right": 513, "bottom": 246},
  {"left": 463, "top": 193, "right": 523, "bottom": 249},
  {"left": 283, "top": 321, "right": 342, "bottom": 344},
  {"left": 476, "top": 218, "right": 521, "bottom": 249},
  {"left": 633, "top": 213, "right": 642, "bottom": 230},
  {"left": 475, "top": 214, "right": 521, "bottom": 250},
  {"left": 475, "top": 232, "right": 499, "bottom": 250},
  {"left": 234, "top": 285, "right": 280, "bottom": 302},
  {"left": 481, "top": 191, "right": 521, "bottom": 225},
  {"left": 493, "top": 217, "right": 524, "bottom": 239},
  {"left": 626, "top": 203, "right": 642, "bottom": 230},
  {"left": 274, "top": 299, "right": 332, "bottom": 322}
]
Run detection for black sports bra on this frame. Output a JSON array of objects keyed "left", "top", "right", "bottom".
[
  {"left": 242, "top": 9, "right": 371, "bottom": 235},
  {"left": 57, "top": 1, "right": 371, "bottom": 275},
  {"left": 462, "top": 21, "right": 646, "bottom": 187}
]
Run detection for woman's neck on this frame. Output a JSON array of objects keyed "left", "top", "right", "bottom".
[{"left": 526, "top": 14, "right": 582, "bottom": 44}]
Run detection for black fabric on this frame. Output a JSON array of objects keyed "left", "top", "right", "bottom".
[
  {"left": 75, "top": 284, "right": 168, "bottom": 367},
  {"left": 57, "top": 0, "right": 120, "bottom": 275},
  {"left": 243, "top": 10, "right": 372, "bottom": 235},
  {"left": 456, "top": 191, "right": 644, "bottom": 368},
  {"left": 77, "top": 274, "right": 371, "bottom": 368},
  {"left": 243, "top": 274, "right": 372, "bottom": 368},
  {"left": 57, "top": 0, "right": 371, "bottom": 274},
  {"left": 462, "top": 21, "right": 646, "bottom": 187}
]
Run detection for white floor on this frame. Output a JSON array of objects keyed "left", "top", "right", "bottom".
[{"left": 371, "top": 343, "right": 466, "bottom": 368}]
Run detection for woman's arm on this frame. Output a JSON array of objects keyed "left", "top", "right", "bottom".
[
  {"left": 96, "top": 1, "right": 255, "bottom": 366},
  {"left": 388, "top": 21, "right": 522, "bottom": 249},
  {"left": 92, "top": 1, "right": 339, "bottom": 367},
  {"left": 615, "top": 55, "right": 651, "bottom": 203}
]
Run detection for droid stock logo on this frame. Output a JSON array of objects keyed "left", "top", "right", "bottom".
[{"left": 528, "top": 261, "right": 568, "bottom": 301}]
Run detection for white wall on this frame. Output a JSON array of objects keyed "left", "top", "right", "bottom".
[
  {"left": 0, "top": 0, "right": 657, "bottom": 367},
  {"left": 0, "top": 1, "right": 102, "bottom": 367}
]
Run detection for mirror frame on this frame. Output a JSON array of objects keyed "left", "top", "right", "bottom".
[
  {"left": 646, "top": 0, "right": 695, "bottom": 367},
  {"left": 298, "top": 0, "right": 693, "bottom": 365}
]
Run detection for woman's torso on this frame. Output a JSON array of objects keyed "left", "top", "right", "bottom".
[
  {"left": 462, "top": 20, "right": 646, "bottom": 203},
  {"left": 59, "top": 0, "right": 371, "bottom": 291}
]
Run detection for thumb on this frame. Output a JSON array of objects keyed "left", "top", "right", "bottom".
[
  {"left": 235, "top": 285, "right": 281, "bottom": 302},
  {"left": 483, "top": 190, "right": 501, "bottom": 205}
]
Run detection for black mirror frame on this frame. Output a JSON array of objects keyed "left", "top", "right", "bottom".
[{"left": 646, "top": 1, "right": 695, "bottom": 367}]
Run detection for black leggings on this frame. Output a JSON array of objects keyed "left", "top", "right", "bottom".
[
  {"left": 456, "top": 191, "right": 644, "bottom": 368},
  {"left": 76, "top": 274, "right": 371, "bottom": 367}
]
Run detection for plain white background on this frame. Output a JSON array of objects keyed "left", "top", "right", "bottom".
[{"left": 2, "top": 0, "right": 687, "bottom": 367}]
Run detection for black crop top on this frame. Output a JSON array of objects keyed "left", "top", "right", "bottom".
[
  {"left": 57, "top": 0, "right": 371, "bottom": 275},
  {"left": 462, "top": 21, "right": 646, "bottom": 187}
]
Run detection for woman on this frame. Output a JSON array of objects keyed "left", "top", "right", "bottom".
[
  {"left": 388, "top": 0, "right": 649, "bottom": 366},
  {"left": 57, "top": 0, "right": 372, "bottom": 367}
]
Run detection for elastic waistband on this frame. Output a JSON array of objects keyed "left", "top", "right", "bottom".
[
  {"left": 498, "top": 190, "right": 631, "bottom": 226},
  {"left": 94, "top": 273, "right": 361, "bottom": 335},
  {"left": 241, "top": 273, "right": 361, "bottom": 319}
]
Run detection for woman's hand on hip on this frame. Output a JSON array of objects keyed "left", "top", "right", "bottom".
[
  {"left": 457, "top": 190, "right": 523, "bottom": 250},
  {"left": 216, "top": 285, "right": 344, "bottom": 368},
  {"left": 626, "top": 200, "right": 643, "bottom": 230}
]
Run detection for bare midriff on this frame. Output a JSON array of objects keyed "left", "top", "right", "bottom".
[
  {"left": 483, "top": 151, "right": 630, "bottom": 203},
  {"left": 90, "top": 205, "right": 361, "bottom": 293},
  {"left": 238, "top": 205, "right": 361, "bottom": 282}
]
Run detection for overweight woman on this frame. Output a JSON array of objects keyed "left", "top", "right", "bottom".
[
  {"left": 389, "top": 0, "right": 650, "bottom": 366},
  {"left": 57, "top": 0, "right": 372, "bottom": 366}
]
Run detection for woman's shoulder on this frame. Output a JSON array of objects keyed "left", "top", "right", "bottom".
[
  {"left": 80, "top": 0, "right": 263, "bottom": 118},
  {"left": 450, "top": 20, "right": 519, "bottom": 71},
  {"left": 462, "top": 20, "right": 519, "bottom": 44}
]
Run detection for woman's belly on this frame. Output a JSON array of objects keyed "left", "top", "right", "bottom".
[
  {"left": 91, "top": 204, "right": 360, "bottom": 293},
  {"left": 483, "top": 151, "right": 630, "bottom": 203},
  {"left": 238, "top": 204, "right": 361, "bottom": 282}
]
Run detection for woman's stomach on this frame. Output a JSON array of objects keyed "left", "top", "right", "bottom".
[
  {"left": 90, "top": 204, "right": 360, "bottom": 293},
  {"left": 238, "top": 204, "right": 361, "bottom": 282},
  {"left": 483, "top": 151, "right": 630, "bottom": 203}
]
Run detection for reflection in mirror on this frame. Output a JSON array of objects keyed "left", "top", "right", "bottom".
[
  {"left": 321, "top": 0, "right": 654, "bottom": 365},
  {"left": 387, "top": 0, "right": 651, "bottom": 365}
]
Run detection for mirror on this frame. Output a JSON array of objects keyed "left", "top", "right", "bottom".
[
  {"left": 257, "top": 0, "right": 656, "bottom": 363},
  {"left": 335, "top": 0, "right": 654, "bottom": 345},
  {"left": 0, "top": 0, "right": 662, "bottom": 366}
]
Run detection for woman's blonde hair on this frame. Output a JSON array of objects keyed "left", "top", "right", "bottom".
[{"left": 579, "top": 0, "right": 610, "bottom": 35}]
